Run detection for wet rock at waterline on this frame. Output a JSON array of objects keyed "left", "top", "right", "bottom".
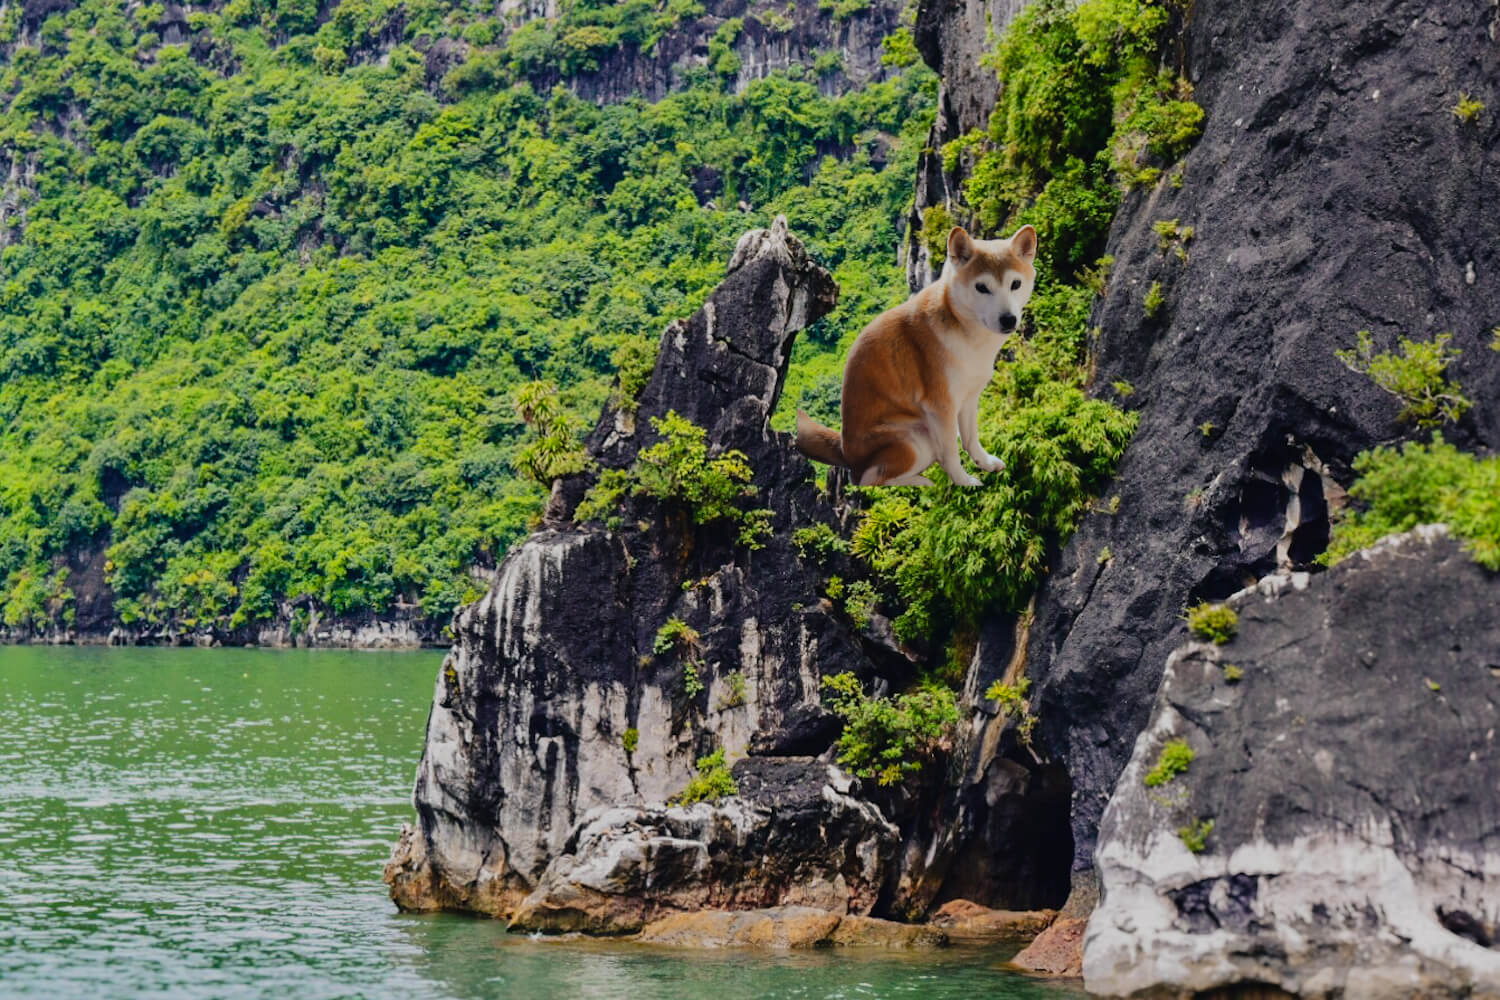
[
  {"left": 1085, "top": 527, "right": 1500, "bottom": 998},
  {"left": 638, "top": 906, "right": 949, "bottom": 949},
  {"left": 508, "top": 759, "right": 898, "bottom": 934}
]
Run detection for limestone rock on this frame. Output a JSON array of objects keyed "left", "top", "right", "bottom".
[
  {"left": 507, "top": 758, "right": 899, "bottom": 934},
  {"left": 1007, "top": 0, "right": 1500, "bottom": 884},
  {"left": 1085, "top": 527, "right": 1500, "bottom": 998},
  {"left": 386, "top": 222, "right": 913, "bottom": 920}
]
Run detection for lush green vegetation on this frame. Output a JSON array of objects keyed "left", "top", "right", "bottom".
[
  {"left": 1186, "top": 602, "right": 1238, "bottom": 644},
  {"left": 826, "top": 0, "right": 1209, "bottom": 648},
  {"left": 0, "top": 0, "right": 935, "bottom": 630},
  {"left": 670, "top": 746, "right": 738, "bottom": 804},
  {"left": 820, "top": 670, "right": 959, "bottom": 786},
  {"left": 1177, "top": 816, "right": 1213, "bottom": 853},
  {"left": 576, "top": 411, "right": 771, "bottom": 546},
  {"left": 1336, "top": 330, "right": 1472, "bottom": 428},
  {"left": 1324, "top": 436, "right": 1500, "bottom": 570},
  {"left": 1143, "top": 738, "right": 1194, "bottom": 787}
]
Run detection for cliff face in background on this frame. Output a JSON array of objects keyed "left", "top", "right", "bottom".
[{"left": 499, "top": 0, "right": 905, "bottom": 103}]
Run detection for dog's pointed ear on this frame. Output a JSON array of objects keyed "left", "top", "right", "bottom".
[
  {"left": 947, "top": 226, "right": 975, "bottom": 265},
  {"left": 1011, "top": 225, "right": 1038, "bottom": 261}
]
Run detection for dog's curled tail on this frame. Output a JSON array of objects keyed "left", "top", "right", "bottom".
[{"left": 795, "top": 409, "right": 846, "bottom": 468}]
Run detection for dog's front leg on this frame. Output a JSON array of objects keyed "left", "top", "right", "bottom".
[
  {"left": 936, "top": 411, "right": 983, "bottom": 487},
  {"left": 959, "top": 394, "right": 1005, "bottom": 474}
]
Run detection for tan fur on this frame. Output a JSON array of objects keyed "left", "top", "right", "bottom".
[{"left": 795, "top": 225, "right": 1037, "bottom": 486}]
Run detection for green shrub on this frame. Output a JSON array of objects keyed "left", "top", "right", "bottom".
[
  {"left": 654, "top": 616, "right": 700, "bottom": 654},
  {"left": 843, "top": 579, "right": 878, "bottom": 629},
  {"left": 622, "top": 727, "right": 640, "bottom": 754},
  {"left": 683, "top": 660, "right": 705, "bottom": 697},
  {"left": 576, "top": 412, "right": 772, "bottom": 548},
  {"left": 671, "top": 747, "right": 738, "bottom": 805},
  {"left": 960, "top": 0, "right": 1201, "bottom": 282},
  {"left": 1178, "top": 817, "right": 1213, "bottom": 853},
  {"left": 1143, "top": 281, "right": 1165, "bottom": 318},
  {"left": 1143, "top": 738, "right": 1194, "bottom": 787},
  {"left": 1336, "top": 330, "right": 1471, "bottom": 427},
  {"left": 1222, "top": 664, "right": 1243, "bottom": 683},
  {"left": 1323, "top": 435, "right": 1500, "bottom": 570},
  {"left": 1186, "top": 603, "right": 1238, "bottom": 644},
  {"left": 821, "top": 671, "right": 959, "bottom": 786},
  {"left": 984, "top": 677, "right": 1038, "bottom": 744},
  {"left": 849, "top": 375, "right": 1136, "bottom": 641},
  {"left": 881, "top": 26, "right": 920, "bottom": 68},
  {"left": 792, "top": 522, "right": 848, "bottom": 562},
  {"left": 1453, "top": 93, "right": 1485, "bottom": 124},
  {"left": 919, "top": 203, "right": 955, "bottom": 265},
  {"left": 513, "top": 381, "right": 590, "bottom": 486}
]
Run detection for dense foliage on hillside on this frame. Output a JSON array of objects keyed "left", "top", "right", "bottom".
[{"left": 0, "top": 0, "right": 932, "bottom": 631}]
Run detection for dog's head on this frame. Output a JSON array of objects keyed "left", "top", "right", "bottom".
[{"left": 942, "top": 225, "right": 1038, "bottom": 337}]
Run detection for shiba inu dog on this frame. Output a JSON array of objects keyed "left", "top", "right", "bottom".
[{"left": 795, "top": 224, "right": 1037, "bottom": 486}]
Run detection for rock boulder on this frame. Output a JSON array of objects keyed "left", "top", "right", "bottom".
[{"left": 1085, "top": 527, "right": 1500, "bottom": 998}]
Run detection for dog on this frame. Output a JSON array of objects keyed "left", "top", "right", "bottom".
[{"left": 795, "top": 224, "right": 1037, "bottom": 486}]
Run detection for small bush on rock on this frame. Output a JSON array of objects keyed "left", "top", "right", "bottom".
[
  {"left": 1186, "top": 602, "right": 1238, "bottom": 644},
  {"left": 1178, "top": 817, "right": 1213, "bottom": 853},
  {"left": 1323, "top": 435, "right": 1500, "bottom": 570},
  {"left": 671, "top": 748, "right": 738, "bottom": 805},
  {"left": 513, "top": 381, "right": 590, "bottom": 486},
  {"left": 1144, "top": 738, "right": 1194, "bottom": 787},
  {"left": 822, "top": 672, "right": 959, "bottom": 786},
  {"left": 576, "top": 411, "right": 773, "bottom": 548},
  {"left": 1336, "top": 330, "right": 1471, "bottom": 428}
]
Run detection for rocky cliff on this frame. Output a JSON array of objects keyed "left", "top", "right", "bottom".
[
  {"left": 1017, "top": 0, "right": 1500, "bottom": 884},
  {"left": 1086, "top": 526, "right": 1500, "bottom": 998},
  {"left": 507, "top": 0, "right": 905, "bottom": 104},
  {"left": 386, "top": 220, "right": 904, "bottom": 922},
  {"left": 385, "top": 218, "right": 1075, "bottom": 928}
]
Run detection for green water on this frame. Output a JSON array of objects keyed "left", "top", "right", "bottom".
[{"left": 0, "top": 646, "right": 1088, "bottom": 999}]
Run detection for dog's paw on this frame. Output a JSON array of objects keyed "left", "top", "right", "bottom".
[
  {"left": 976, "top": 452, "right": 1007, "bottom": 473},
  {"left": 953, "top": 472, "right": 984, "bottom": 487}
]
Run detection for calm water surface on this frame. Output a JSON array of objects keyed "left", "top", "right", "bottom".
[{"left": 0, "top": 646, "right": 1087, "bottom": 999}]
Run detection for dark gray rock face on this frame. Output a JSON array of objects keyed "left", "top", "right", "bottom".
[
  {"left": 1021, "top": 0, "right": 1500, "bottom": 878},
  {"left": 1086, "top": 527, "right": 1500, "bottom": 998}
]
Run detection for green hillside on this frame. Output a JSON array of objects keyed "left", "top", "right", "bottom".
[{"left": 0, "top": 0, "right": 933, "bottom": 632}]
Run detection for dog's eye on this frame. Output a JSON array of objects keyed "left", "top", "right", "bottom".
[
  {"left": 975, "top": 282, "right": 991, "bottom": 295},
  {"left": 1010, "top": 279, "right": 1022, "bottom": 291}
]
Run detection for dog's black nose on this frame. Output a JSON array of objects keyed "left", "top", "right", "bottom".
[{"left": 999, "top": 313, "right": 1018, "bottom": 331}]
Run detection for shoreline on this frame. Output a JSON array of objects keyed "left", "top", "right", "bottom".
[{"left": 0, "top": 620, "right": 449, "bottom": 650}]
